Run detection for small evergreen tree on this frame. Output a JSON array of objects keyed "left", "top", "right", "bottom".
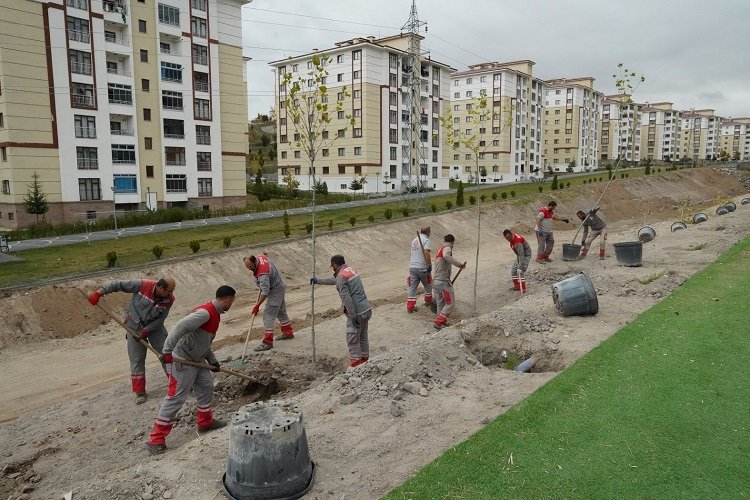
[
  {"left": 456, "top": 181, "right": 465, "bottom": 206},
  {"left": 551, "top": 174, "right": 559, "bottom": 190},
  {"left": 23, "top": 172, "right": 49, "bottom": 222}
]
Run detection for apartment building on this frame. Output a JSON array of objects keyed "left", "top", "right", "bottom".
[
  {"left": 543, "top": 77, "right": 602, "bottom": 173},
  {"left": 599, "top": 94, "right": 642, "bottom": 165},
  {"left": 679, "top": 109, "right": 722, "bottom": 161},
  {"left": 0, "top": 0, "right": 249, "bottom": 229},
  {"left": 639, "top": 102, "right": 682, "bottom": 162},
  {"left": 448, "top": 60, "right": 545, "bottom": 185},
  {"left": 270, "top": 34, "right": 454, "bottom": 194},
  {"left": 719, "top": 118, "right": 750, "bottom": 160}
]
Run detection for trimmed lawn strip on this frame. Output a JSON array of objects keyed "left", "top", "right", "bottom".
[
  {"left": 0, "top": 170, "right": 647, "bottom": 289},
  {"left": 386, "top": 238, "right": 750, "bottom": 499}
]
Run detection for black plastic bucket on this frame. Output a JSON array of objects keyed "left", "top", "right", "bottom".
[
  {"left": 725, "top": 201, "right": 737, "bottom": 212},
  {"left": 716, "top": 206, "right": 729, "bottom": 216},
  {"left": 562, "top": 243, "right": 582, "bottom": 261},
  {"left": 637, "top": 226, "right": 656, "bottom": 243},
  {"left": 741, "top": 198, "right": 750, "bottom": 206},
  {"left": 552, "top": 272, "right": 598, "bottom": 316},
  {"left": 692, "top": 213, "right": 708, "bottom": 224},
  {"left": 223, "top": 400, "right": 315, "bottom": 500},
  {"left": 613, "top": 241, "right": 643, "bottom": 267},
  {"left": 670, "top": 222, "right": 687, "bottom": 232}
]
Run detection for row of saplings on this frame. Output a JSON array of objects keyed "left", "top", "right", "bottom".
[{"left": 104, "top": 238, "right": 232, "bottom": 267}]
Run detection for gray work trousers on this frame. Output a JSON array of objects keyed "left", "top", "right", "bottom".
[
  {"left": 126, "top": 323, "right": 167, "bottom": 394},
  {"left": 346, "top": 309, "right": 372, "bottom": 360}
]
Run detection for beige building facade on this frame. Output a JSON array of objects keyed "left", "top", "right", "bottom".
[
  {"left": 599, "top": 94, "right": 642, "bottom": 165},
  {"left": 0, "top": 0, "right": 249, "bottom": 229},
  {"left": 639, "top": 102, "right": 682, "bottom": 162},
  {"left": 543, "top": 77, "right": 602, "bottom": 173},
  {"left": 270, "top": 34, "right": 454, "bottom": 194},
  {"left": 448, "top": 60, "right": 545, "bottom": 184},
  {"left": 679, "top": 109, "right": 722, "bottom": 161},
  {"left": 719, "top": 118, "right": 750, "bottom": 160}
]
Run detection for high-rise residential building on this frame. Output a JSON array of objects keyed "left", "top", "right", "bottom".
[
  {"left": 0, "top": 0, "right": 249, "bottom": 229},
  {"left": 719, "top": 117, "right": 750, "bottom": 160},
  {"left": 599, "top": 95, "right": 642, "bottom": 165},
  {"left": 639, "top": 102, "right": 682, "bottom": 162},
  {"left": 448, "top": 60, "right": 545, "bottom": 184},
  {"left": 679, "top": 109, "right": 722, "bottom": 161},
  {"left": 270, "top": 34, "right": 454, "bottom": 194},
  {"left": 543, "top": 77, "right": 602, "bottom": 173}
]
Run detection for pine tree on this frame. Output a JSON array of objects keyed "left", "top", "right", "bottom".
[
  {"left": 23, "top": 172, "right": 49, "bottom": 223},
  {"left": 456, "top": 181, "right": 465, "bottom": 206}
]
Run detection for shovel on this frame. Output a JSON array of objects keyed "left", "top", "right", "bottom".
[
  {"left": 230, "top": 290, "right": 262, "bottom": 368},
  {"left": 77, "top": 288, "right": 257, "bottom": 383}
]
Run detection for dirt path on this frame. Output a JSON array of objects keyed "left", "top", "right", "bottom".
[{"left": 1, "top": 168, "right": 748, "bottom": 499}]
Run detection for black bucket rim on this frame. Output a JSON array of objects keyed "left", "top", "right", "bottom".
[
  {"left": 222, "top": 461, "right": 316, "bottom": 500},
  {"left": 725, "top": 202, "right": 736, "bottom": 212},
  {"left": 552, "top": 271, "right": 599, "bottom": 316},
  {"left": 670, "top": 222, "right": 687, "bottom": 232},
  {"left": 741, "top": 198, "right": 750, "bottom": 205},
  {"left": 637, "top": 226, "right": 656, "bottom": 243},
  {"left": 561, "top": 243, "right": 582, "bottom": 261},
  {"left": 716, "top": 206, "right": 729, "bottom": 215},
  {"left": 692, "top": 212, "right": 708, "bottom": 224},
  {"left": 613, "top": 241, "right": 643, "bottom": 247}
]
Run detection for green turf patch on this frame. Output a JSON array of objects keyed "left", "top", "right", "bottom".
[{"left": 386, "top": 239, "right": 750, "bottom": 499}]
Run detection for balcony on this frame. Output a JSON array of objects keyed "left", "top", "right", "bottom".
[
  {"left": 108, "top": 96, "right": 132, "bottom": 106},
  {"left": 197, "top": 161, "right": 212, "bottom": 171},
  {"left": 198, "top": 189, "right": 213, "bottom": 197},
  {"left": 112, "top": 158, "right": 136, "bottom": 165},
  {"left": 164, "top": 133, "right": 184, "bottom": 139},
  {"left": 70, "top": 61, "right": 92, "bottom": 75},
  {"left": 192, "top": 54, "right": 208, "bottom": 66},
  {"left": 73, "top": 95, "right": 95, "bottom": 107},
  {"left": 110, "top": 128, "right": 133, "bottom": 136},
  {"left": 107, "top": 66, "right": 131, "bottom": 77},
  {"left": 76, "top": 158, "right": 98, "bottom": 169},
  {"left": 162, "top": 103, "right": 183, "bottom": 111},
  {"left": 160, "top": 46, "right": 181, "bottom": 56},
  {"left": 196, "top": 134, "right": 211, "bottom": 145},
  {"left": 75, "top": 127, "right": 97, "bottom": 138},
  {"left": 195, "top": 81, "right": 209, "bottom": 92},
  {"left": 104, "top": 30, "right": 130, "bottom": 48},
  {"left": 68, "top": 30, "right": 90, "bottom": 43}
]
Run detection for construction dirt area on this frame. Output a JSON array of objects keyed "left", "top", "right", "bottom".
[{"left": 1, "top": 167, "right": 749, "bottom": 500}]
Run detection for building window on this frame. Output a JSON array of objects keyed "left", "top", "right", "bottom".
[
  {"left": 140, "top": 49, "right": 149, "bottom": 62},
  {"left": 144, "top": 137, "right": 152, "bottom": 149},
  {"left": 281, "top": 151, "right": 287, "bottom": 159},
  {"left": 294, "top": 150, "right": 301, "bottom": 159},
  {"left": 160, "top": 62, "right": 182, "bottom": 83},
  {"left": 166, "top": 174, "right": 187, "bottom": 192},
  {"left": 146, "top": 165, "right": 154, "bottom": 178},
  {"left": 353, "top": 70, "right": 360, "bottom": 80},
  {"left": 162, "top": 90, "right": 183, "bottom": 110},
  {"left": 165, "top": 147, "right": 186, "bottom": 165},
  {"left": 337, "top": 129, "right": 345, "bottom": 138},
  {"left": 389, "top": 129, "right": 398, "bottom": 143},
  {"left": 66, "top": 16, "right": 90, "bottom": 42},
  {"left": 71, "top": 82, "right": 95, "bottom": 107},
  {"left": 1, "top": 180, "right": 9, "bottom": 194},
  {"left": 0, "top": 113, "right": 3, "bottom": 128},
  {"left": 138, "top": 19, "right": 147, "bottom": 33},
  {"left": 113, "top": 174, "right": 137, "bottom": 193},
  {"left": 194, "top": 99, "right": 210, "bottom": 119},
  {"left": 337, "top": 54, "right": 344, "bottom": 63},
  {"left": 198, "top": 178, "right": 212, "bottom": 196},
  {"left": 390, "top": 147, "right": 397, "bottom": 160},
  {"left": 112, "top": 144, "right": 136, "bottom": 164},
  {"left": 143, "top": 108, "right": 152, "bottom": 121},
  {"left": 108, "top": 83, "right": 133, "bottom": 105},
  {"left": 76, "top": 147, "right": 98, "bottom": 169},
  {"left": 74, "top": 115, "right": 96, "bottom": 138},
  {"left": 68, "top": 49, "right": 92, "bottom": 75},
  {"left": 353, "top": 90, "right": 361, "bottom": 98},
  {"left": 191, "top": 0, "right": 206, "bottom": 11},
  {"left": 353, "top": 128, "right": 362, "bottom": 137},
  {"left": 67, "top": 0, "right": 88, "bottom": 9},
  {"left": 194, "top": 72, "right": 209, "bottom": 92},
  {"left": 78, "top": 178, "right": 102, "bottom": 201},
  {"left": 0, "top": 147, "right": 5, "bottom": 162},
  {"left": 338, "top": 166, "right": 346, "bottom": 174},
  {"left": 163, "top": 118, "right": 184, "bottom": 138},
  {"left": 338, "top": 147, "right": 345, "bottom": 156},
  {"left": 389, "top": 53, "right": 398, "bottom": 69},
  {"left": 158, "top": 3, "right": 180, "bottom": 26},
  {"left": 197, "top": 152, "right": 211, "bottom": 171},
  {"left": 192, "top": 45, "right": 208, "bottom": 66},
  {"left": 142, "top": 79, "right": 150, "bottom": 92},
  {"left": 196, "top": 125, "right": 211, "bottom": 145},
  {"left": 322, "top": 166, "right": 329, "bottom": 174},
  {"left": 354, "top": 147, "right": 362, "bottom": 156},
  {"left": 191, "top": 17, "right": 207, "bottom": 37},
  {"left": 352, "top": 50, "right": 361, "bottom": 60}
]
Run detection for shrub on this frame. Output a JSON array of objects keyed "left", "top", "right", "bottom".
[
  {"left": 620, "top": 173, "right": 625, "bottom": 179},
  {"left": 510, "top": 190, "right": 516, "bottom": 198},
  {"left": 327, "top": 219, "right": 334, "bottom": 230},
  {"left": 305, "top": 223, "right": 313, "bottom": 234},
  {"left": 367, "top": 215, "right": 375, "bottom": 223},
  {"left": 599, "top": 177, "right": 603, "bottom": 182},
  {"left": 480, "top": 194, "right": 486, "bottom": 202},
  {"left": 456, "top": 181, "right": 465, "bottom": 206},
  {"left": 152, "top": 245, "right": 164, "bottom": 259},
  {"left": 469, "top": 195, "right": 476, "bottom": 205},
  {"left": 501, "top": 192, "right": 508, "bottom": 199},
  {"left": 491, "top": 192, "right": 498, "bottom": 201},
  {"left": 106, "top": 251, "right": 118, "bottom": 268},
  {"left": 349, "top": 216, "right": 356, "bottom": 226},
  {"left": 625, "top": 173, "right": 629, "bottom": 178},
  {"left": 283, "top": 210, "right": 290, "bottom": 238},
  {"left": 384, "top": 208, "right": 393, "bottom": 220},
  {"left": 401, "top": 207, "right": 410, "bottom": 217},
  {"left": 538, "top": 185, "right": 544, "bottom": 193},
  {"left": 445, "top": 200, "right": 453, "bottom": 209},
  {"left": 222, "top": 236, "right": 232, "bottom": 248},
  {"left": 657, "top": 168, "right": 662, "bottom": 173},
  {"left": 189, "top": 240, "right": 201, "bottom": 253},
  {"left": 551, "top": 174, "right": 559, "bottom": 190},
  {"left": 566, "top": 182, "right": 571, "bottom": 188},
  {"left": 431, "top": 203, "right": 438, "bottom": 213}
]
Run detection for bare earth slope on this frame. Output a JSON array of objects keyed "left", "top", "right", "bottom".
[{"left": 1, "top": 167, "right": 748, "bottom": 499}]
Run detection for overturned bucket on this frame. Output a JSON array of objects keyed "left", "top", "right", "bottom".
[
  {"left": 562, "top": 243, "right": 582, "bottom": 261},
  {"left": 716, "top": 206, "right": 729, "bottom": 216},
  {"left": 725, "top": 201, "right": 737, "bottom": 212},
  {"left": 552, "top": 272, "right": 598, "bottom": 317},
  {"left": 637, "top": 226, "right": 656, "bottom": 243},
  {"left": 613, "top": 241, "right": 643, "bottom": 267},
  {"left": 692, "top": 213, "right": 708, "bottom": 224},
  {"left": 670, "top": 222, "right": 687, "bottom": 232},
  {"left": 223, "top": 400, "right": 315, "bottom": 500},
  {"left": 741, "top": 198, "right": 750, "bottom": 206}
]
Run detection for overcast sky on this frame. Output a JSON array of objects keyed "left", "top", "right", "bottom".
[{"left": 240, "top": 0, "right": 750, "bottom": 120}]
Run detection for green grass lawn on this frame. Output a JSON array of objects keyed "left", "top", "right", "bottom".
[
  {"left": 386, "top": 236, "right": 750, "bottom": 499},
  {"left": 0, "top": 168, "right": 648, "bottom": 289}
]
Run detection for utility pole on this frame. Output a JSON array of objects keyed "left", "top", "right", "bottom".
[
  {"left": 111, "top": 185, "right": 118, "bottom": 238},
  {"left": 400, "top": 0, "right": 427, "bottom": 211}
]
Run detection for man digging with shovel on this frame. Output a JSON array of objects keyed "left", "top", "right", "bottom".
[
  {"left": 147, "top": 285, "right": 237, "bottom": 455},
  {"left": 503, "top": 229, "right": 532, "bottom": 293},
  {"left": 88, "top": 277, "right": 176, "bottom": 405},
  {"left": 576, "top": 207, "right": 607, "bottom": 260},
  {"left": 432, "top": 234, "right": 466, "bottom": 331},
  {"left": 244, "top": 254, "right": 295, "bottom": 352},
  {"left": 535, "top": 200, "right": 570, "bottom": 263}
]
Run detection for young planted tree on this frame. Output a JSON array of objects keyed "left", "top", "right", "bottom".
[
  {"left": 23, "top": 172, "right": 49, "bottom": 223},
  {"left": 283, "top": 53, "right": 354, "bottom": 361},
  {"left": 349, "top": 175, "right": 366, "bottom": 197},
  {"left": 438, "top": 92, "right": 514, "bottom": 312},
  {"left": 281, "top": 171, "right": 300, "bottom": 198}
]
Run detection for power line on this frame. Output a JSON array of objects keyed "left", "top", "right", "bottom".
[{"left": 244, "top": 6, "right": 400, "bottom": 30}]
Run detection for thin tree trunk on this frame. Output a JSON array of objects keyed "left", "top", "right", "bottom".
[
  {"left": 473, "top": 160, "right": 480, "bottom": 314},
  {"left": 310, "top": 165, "right": 317, "bottom": 364}
]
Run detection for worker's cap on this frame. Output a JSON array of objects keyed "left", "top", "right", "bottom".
[{"left": 330, "top": 254, "right": 346, "bottom": 266}]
